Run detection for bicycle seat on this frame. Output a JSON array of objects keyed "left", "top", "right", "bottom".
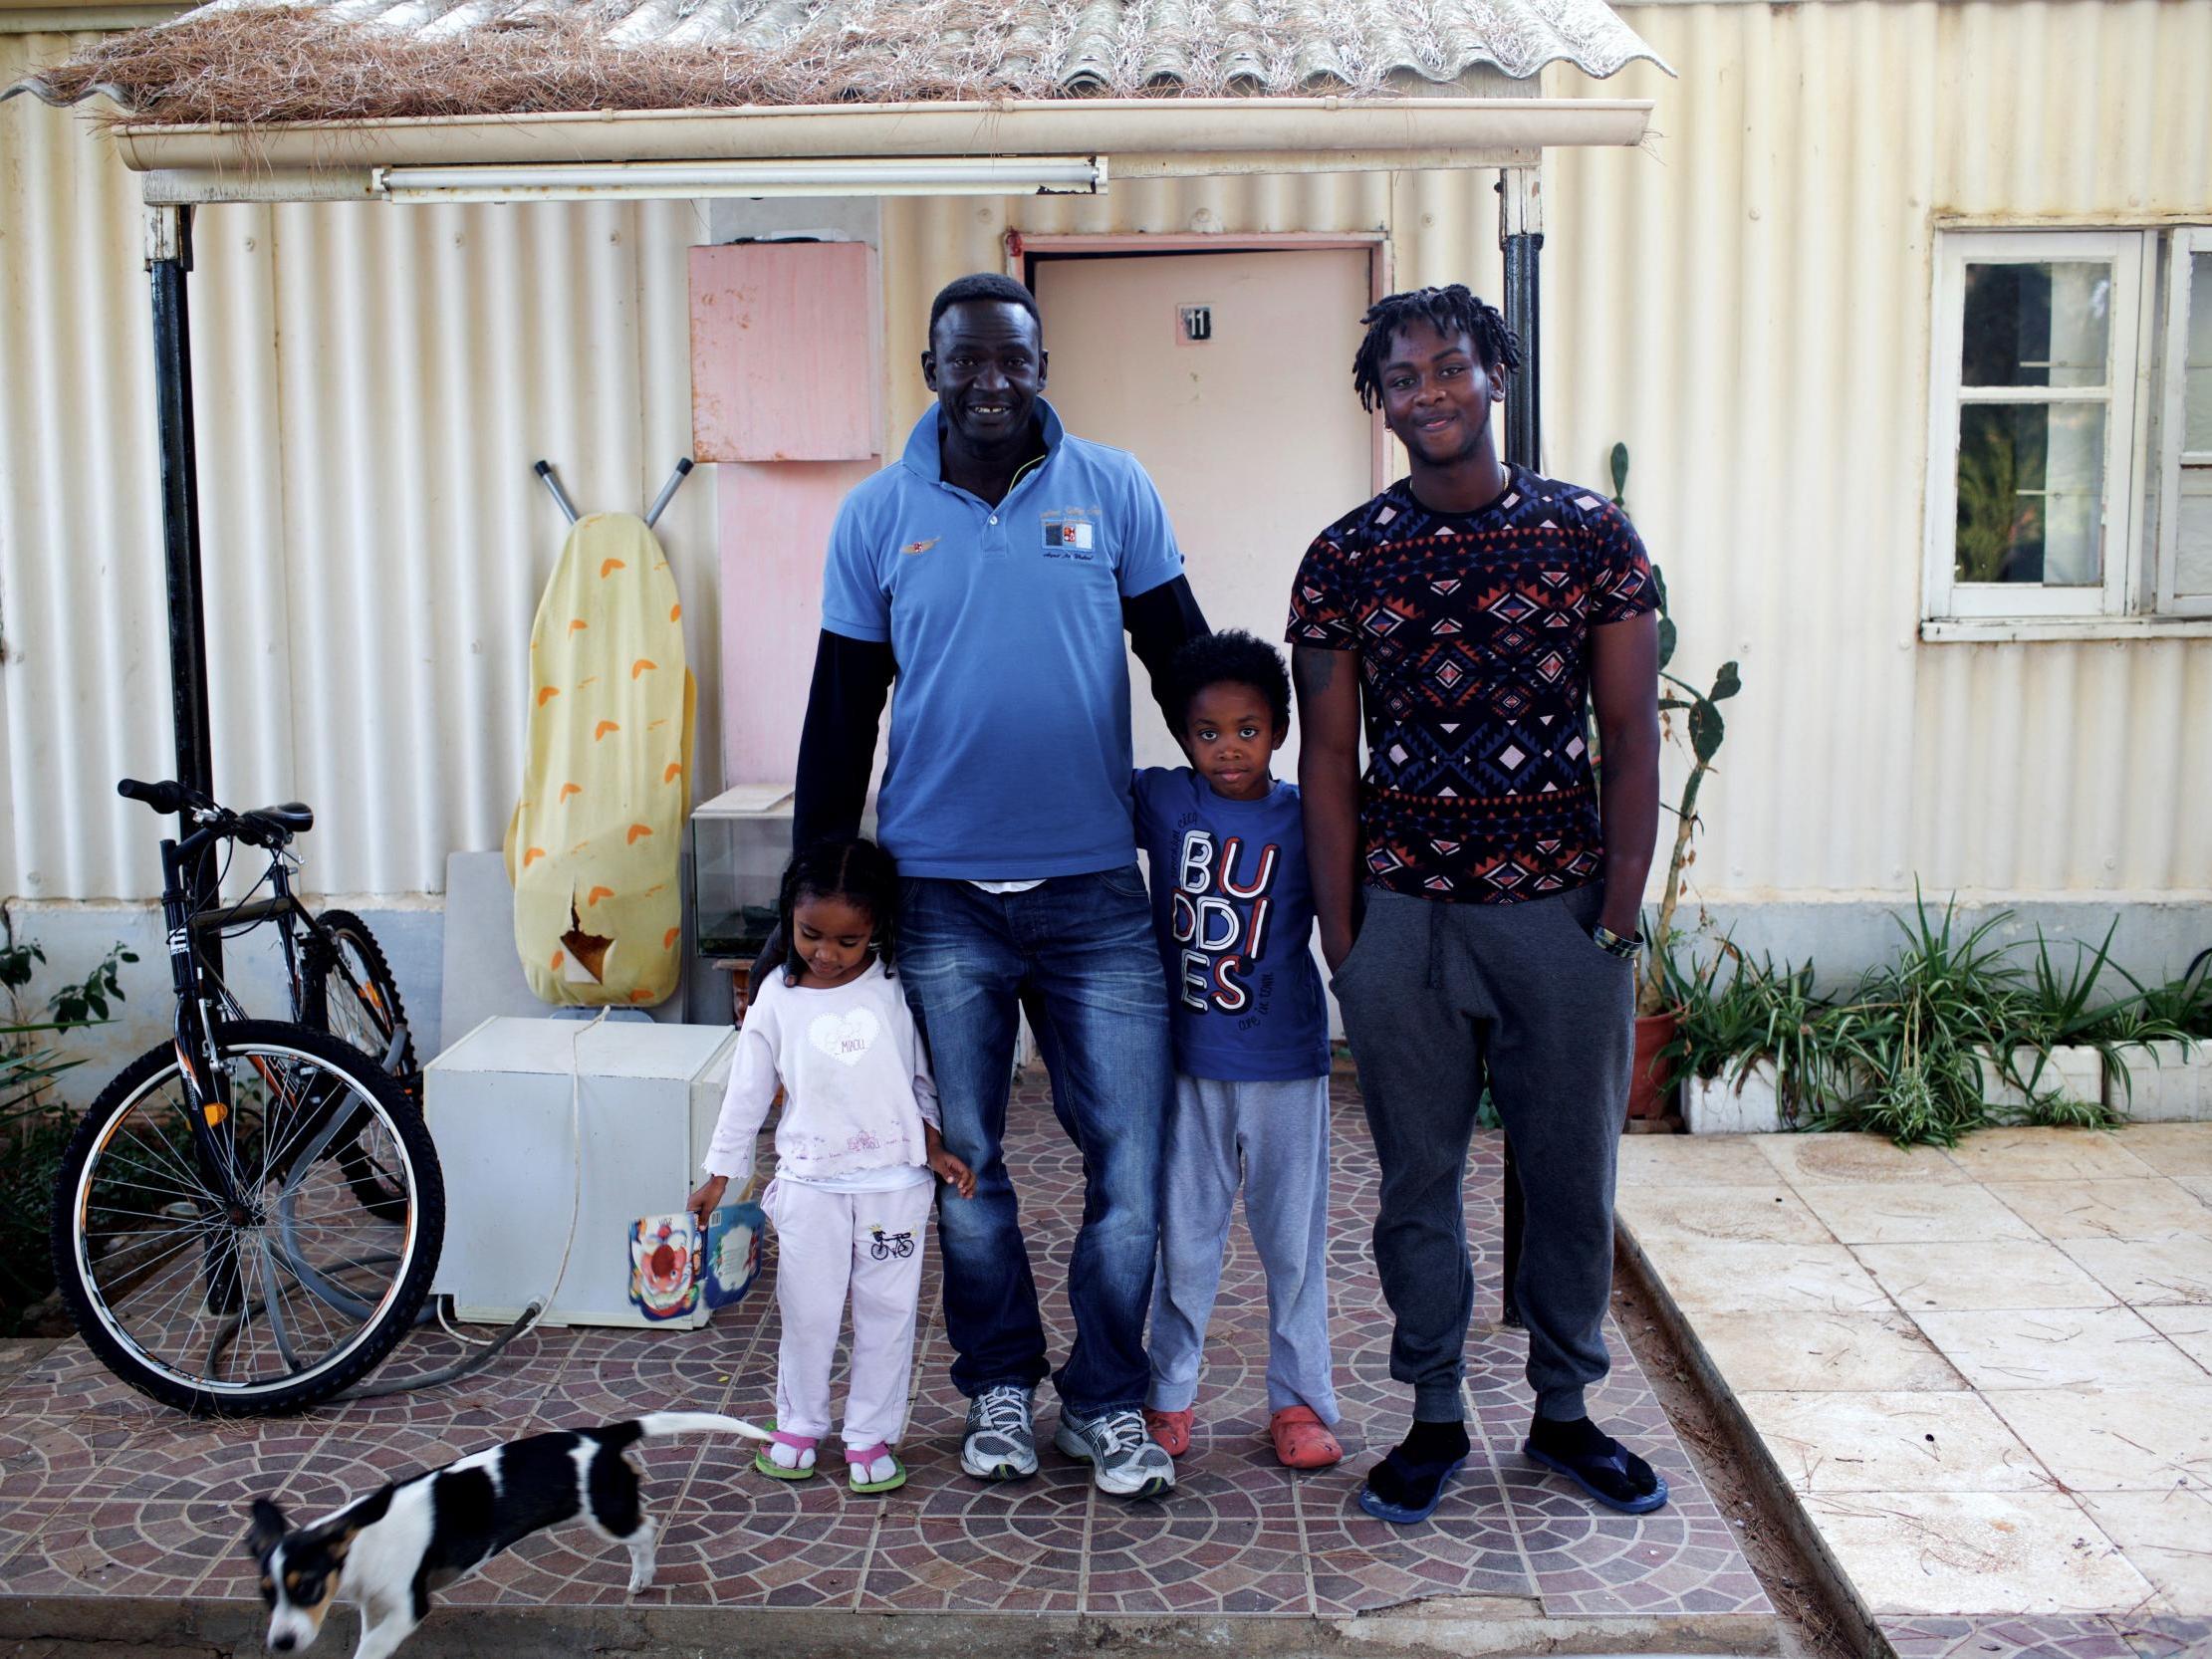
[{"left": 242, "top": 803, "right": 315, "bottom": 841}]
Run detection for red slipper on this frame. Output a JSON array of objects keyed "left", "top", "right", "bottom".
[
  {"left": 1269, "top": 1406, "right": 1343, "bottom": 1470},
  {"left": 1144, "top": 1407, "right": 1193, "bottom": 1458}
]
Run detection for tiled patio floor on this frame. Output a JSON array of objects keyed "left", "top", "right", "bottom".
[
  {"left": 1618, "top": 1124, "right": 2212, "bottom": 1659},
  {"left": 0, "top": 1072, "right": 1773, "bottom": 1645}
]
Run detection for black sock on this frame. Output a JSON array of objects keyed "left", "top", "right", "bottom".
[
  {"left": 1528, "top": 1415, "right": 1658, "bottom": 1503},
  {"left": 1365, "top": 1419, "right": 1469, "bottom": 1512}
]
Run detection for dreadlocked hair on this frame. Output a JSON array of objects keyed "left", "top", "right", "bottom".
[
  {"left": 777, "top": 837, "right": 902, "bottom": 986},
  {"left": 1352, "top": 285, "right": 1523, "bottom": 412}
]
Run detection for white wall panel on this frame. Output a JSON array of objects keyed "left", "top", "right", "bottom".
[
  {"left": 7, "top": 1, "right": 2210, "bottom": 909},
  {"left": 1546, "top": 0, "right": 2212, "bottom": 902},
  {"left": 1, "top": 36, "right": 720, "bottom": 899}
]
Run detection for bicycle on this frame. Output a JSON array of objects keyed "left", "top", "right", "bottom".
[
  {"left": 174, "top": 794, "right": 419, "bottom": 1222},
  {"left": 48, "top": 779, "right": 445, "bottom": 1414},
  {"left": 866, "top": 1226, "right": 915, "bottom": 1262}
]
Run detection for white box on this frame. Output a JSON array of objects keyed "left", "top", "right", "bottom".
[{"left": 425, "top": 1017, "right": 739, "bottom": 1328}]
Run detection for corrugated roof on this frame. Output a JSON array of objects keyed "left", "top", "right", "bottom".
[{"left": 6, "top": 0, "right": 1665, "bottom": 124}]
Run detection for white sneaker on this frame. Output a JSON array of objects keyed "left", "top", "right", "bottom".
[
  {"left": 1054, "top": 1405, "right": 1175, "bottom": 1499},
  {"left": 961, "top": 1383, "right": 1039, "bottom": 1481}
]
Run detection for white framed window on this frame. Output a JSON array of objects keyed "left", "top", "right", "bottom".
[
  {"left": 1924, "top": 230, "right": 2146, "bottom": 625},
  {"left": 2156, "top": 227, "right": 2212, "bottom": 617}
]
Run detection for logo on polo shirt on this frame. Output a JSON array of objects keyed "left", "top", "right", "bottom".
[
  {"left": 1041, "top": 512, "right": 1098, "bottom": 560},
  {"left": 900, "top": 538, "right": 938, "bottom": 556}
]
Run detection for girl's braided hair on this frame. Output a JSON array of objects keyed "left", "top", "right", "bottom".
[
  {"left": 1352, "top": 285, "right": 1523, "bottom": 412},
  {"left": 777, "top": 837, "right": 901, "bottom": 985}
]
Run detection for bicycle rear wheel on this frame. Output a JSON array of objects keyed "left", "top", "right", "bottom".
[
  {"left": 302, "top": 910, "right": 415, "bottom": 1224},
  {"left": 303, "top": 909, "right": 411, "bottom": 1073},
  {"left": 50, "top": 1021, "right": 444, "bottom": 1415}
]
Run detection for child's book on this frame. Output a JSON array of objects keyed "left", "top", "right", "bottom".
[{"left": 625, "top": 1201, "right": 764, "bottom": 1322}]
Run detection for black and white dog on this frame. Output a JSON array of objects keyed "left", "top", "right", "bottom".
[{"left": 245, "top": 1412, "right": 768, "bottom": 1658}]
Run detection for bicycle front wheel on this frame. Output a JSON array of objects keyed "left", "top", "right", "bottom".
[{"left": 50, "top": 1021, "right": 445, "bottom": 1415}]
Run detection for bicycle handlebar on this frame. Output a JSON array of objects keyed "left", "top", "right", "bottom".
[
  {"left": 117, "top": 778, "right": 311, "bottom": 848},
  {"left": 119, "top": 778, "right": 200, "bottom": 815}
]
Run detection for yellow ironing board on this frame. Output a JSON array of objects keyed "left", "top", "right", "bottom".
[{"left": 505, "top": 511, "right": 695, "bottom": 1007}]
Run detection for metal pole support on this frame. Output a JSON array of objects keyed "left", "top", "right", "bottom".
[
  {"left": 147, "top": 201, "right": 221, "bottom": 960},
  {"left": 1498, "top": 165, "right": 1545, "bottom": 476},
  {"left": 1494, "top": 163, "right": 1545, "bottom": 1329}
]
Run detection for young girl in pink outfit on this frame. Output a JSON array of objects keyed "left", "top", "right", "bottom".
[{"left": 688, "top": 839, "right": 972, "bottom": 1495}]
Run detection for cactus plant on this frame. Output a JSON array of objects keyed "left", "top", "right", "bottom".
[{"left": 1607, "top": 444, "right": 1742, "bottom": 1018}]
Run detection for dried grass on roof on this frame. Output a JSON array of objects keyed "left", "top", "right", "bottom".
[{"left": 24, "top": 0, "right": 1419, "bottom": 127}]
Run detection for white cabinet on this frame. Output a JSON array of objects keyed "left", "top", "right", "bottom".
[{"left": 425, "top": 1017, "right": 739, "bottom": 1328}]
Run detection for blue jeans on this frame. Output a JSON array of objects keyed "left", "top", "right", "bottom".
[{"left": 897, "top": 867, "right": 1172, "bottom": 1414}]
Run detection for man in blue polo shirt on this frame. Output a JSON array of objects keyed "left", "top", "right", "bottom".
[{"left": 790, "top": 273, "right": 1208, "bottom": 1501}]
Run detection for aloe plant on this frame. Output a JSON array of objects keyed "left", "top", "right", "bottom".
[{"left": 2001, "top": 925, "right": 2189, "bottom": 1117}]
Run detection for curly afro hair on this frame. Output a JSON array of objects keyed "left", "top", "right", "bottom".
[{"left": 1168, "top": 629, "right": 1292, "bottom": 735}]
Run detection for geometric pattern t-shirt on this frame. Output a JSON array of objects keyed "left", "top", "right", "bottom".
[{"left": 1286, "top": 467, "right": 1658, "bottom": 904}]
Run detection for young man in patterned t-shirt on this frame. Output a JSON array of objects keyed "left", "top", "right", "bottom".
[{"left": 1287, "top": 285, "right": 1667, "bottom": 1524}]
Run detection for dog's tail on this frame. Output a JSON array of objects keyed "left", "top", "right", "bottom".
[{"left": 625, "top": 1411, "right": 773, "bottom": 1445}]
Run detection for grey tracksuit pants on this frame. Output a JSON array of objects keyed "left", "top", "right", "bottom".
[
  {"left": 1333, "top": 882, "right": 1634, "bottom": 1424},
  {"left": 1146, "top": 1073, "right": 1341, "bottom": 1422}
]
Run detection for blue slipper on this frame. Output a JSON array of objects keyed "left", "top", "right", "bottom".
[
  {"left": 1355, "top": 1455, "right": 1465, "bottom": 1525},
  {"left": 1523, "top": 1439, "right": 1669, "bottom": 1515}
]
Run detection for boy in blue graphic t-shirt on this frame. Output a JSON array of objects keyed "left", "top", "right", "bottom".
[{"left": 1132, "top": 631, "right": 1341, "bottom": 1471}]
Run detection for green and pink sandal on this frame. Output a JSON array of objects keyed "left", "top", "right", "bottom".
[
  {"left": 753, "top": 1424, "right": 819, "bottom": 1482},
  {"left": 845, "top": 1441, "right": 906, "bottom": 1495}
]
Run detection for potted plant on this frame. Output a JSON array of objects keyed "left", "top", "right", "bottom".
[
  {"left": 1808, "top": 891, "right": 2024, "bottom": 1147},
  {"left": 1606, "top": 444, "right": 1743, "bottom": 1120},
  {"left": 2091, "top": 948, "right": 2209, "bottom": 1121},
  {"left": 1664, "top": 942, "right": 1830, "bottom": 1134},
  {"left": 1990, "top": 923, "right": 2167, "bottom": 1123}
]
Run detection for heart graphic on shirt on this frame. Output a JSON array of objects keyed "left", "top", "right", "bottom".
[{"left": 810, "top": 1008, "right": 880, "bottom": 1067}]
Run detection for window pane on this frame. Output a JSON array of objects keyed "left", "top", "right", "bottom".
[
  {"left": 1962, "top": 261, "right": 2111, "bottom": 388},
  {"left": 1955, "top": 401, "right": 2106, "bottom": 584},
  {"left": 2178, "top": 466, "right": 2212, "bottom": 596},
  {"left": 2186, "top": 252, "right": 2212, "bottom": 453}
]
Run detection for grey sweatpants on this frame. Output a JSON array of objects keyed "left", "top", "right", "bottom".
[
  {"left": 1146, "top": 1072, "right": 1340, "bottom": 1422},
  {"left": 1333, "top": 882, "right": 1634, "bottom": 1424}
]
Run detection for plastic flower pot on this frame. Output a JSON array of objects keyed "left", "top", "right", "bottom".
[
  {"left": 1683, "top": 1060, "right": 1783, "bottom": 1134},
  {"left": 1979, "top": 1045, "right": 2104, "bottom": 1113},
  {"left": 2114, "top": 1040, "right": 2212, "bottom": 1121}
]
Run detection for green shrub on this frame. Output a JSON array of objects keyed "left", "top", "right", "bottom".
[{"left": 1, "top": 915, "right": 136, "bottom": 1334}]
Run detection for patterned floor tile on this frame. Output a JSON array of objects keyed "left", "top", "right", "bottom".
[
  {"left": 1, "top": 1074, "right": 1762, "bottom": 1628},
  {"left": 1504, "top": 1464, "right": 1772, "bottom": 1618},
  {"left": 1, "top": 1499, "right": 222, "bottom": 1598},
  {"left": 858, "top": 1462, "right": 1092, "bottom": 1613},
  {"left": 1305, "top": 1459, "right": 1535, "bottom": 1614},
  {"left": 1878, "top": 1614, "right": 2142, "bottom": 1659}
]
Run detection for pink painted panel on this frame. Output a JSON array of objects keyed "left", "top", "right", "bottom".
[
  {"left": 718, "top": 458, "right": 880, "bottom": 786},
  {"left": 689, "top": 243, "right": 880, "bottom": 462}
]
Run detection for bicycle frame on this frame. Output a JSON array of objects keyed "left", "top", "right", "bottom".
[
  {"left": 155, "top": 827, "right": 357, "bottom": 1217},
  {"left": 187, "top": 857, "right": 309, "bottom": 1021},
  {"left": 156, "top": 822, "right": 239, "bottom": 1184}
]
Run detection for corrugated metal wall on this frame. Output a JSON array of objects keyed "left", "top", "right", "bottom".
[
  {"left": 6, "top": 2, "right": 2209, "bottom": 906},
  {"left": 1544, "top": 0, "right": 2212, "bottom": 902},
  {"left": 0, "top": 30, "right": 721, "bottom": 901}
]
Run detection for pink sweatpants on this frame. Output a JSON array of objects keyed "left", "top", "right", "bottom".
[{"left": 760, "top": 1175, "right": 933, "bottom": 1450}]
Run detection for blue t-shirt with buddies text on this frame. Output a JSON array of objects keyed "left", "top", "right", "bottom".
[{"left": 1132, "top": 767, "right": 1331, "bottom": 1081}]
